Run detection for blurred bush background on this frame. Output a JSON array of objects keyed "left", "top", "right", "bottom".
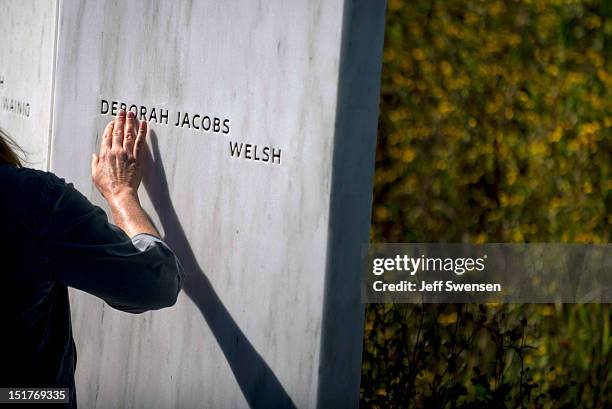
[{"left": 362, "top": 0, "right": 610, "bottom": 407}]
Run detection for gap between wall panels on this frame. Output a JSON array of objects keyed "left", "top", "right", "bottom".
[{"left": 45, "top": 0, "right": 60, "bottom": 171}]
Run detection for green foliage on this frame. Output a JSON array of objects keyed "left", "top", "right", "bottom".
[{"left": 362, "top": 0, "right": 611, "bottom": 407}]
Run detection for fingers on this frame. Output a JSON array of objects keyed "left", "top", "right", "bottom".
[
  {"left": 123, "top": 110, "right": 138, "bottom": 154},
  {"left": 134, "top": 118, "right": 148, "bottom": 160},
  {"left": 105, "top": 109, "right": 147, "bottom": 159},
  {"left": 112, "top": 109, "right": 126, "bottom": 149},
  {"left": 101, "top": 120, "right": 114, "bottom": 154}
]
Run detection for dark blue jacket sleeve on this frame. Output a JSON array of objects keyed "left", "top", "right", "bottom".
[{"left": 42, "top": 177, "right": 183, "bottom": 314}]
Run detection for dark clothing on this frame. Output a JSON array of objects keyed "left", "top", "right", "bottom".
[{"left": 0, "top": 164, "right": 183, "bottom": 408}]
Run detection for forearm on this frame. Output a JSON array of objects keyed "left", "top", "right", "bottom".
[{"left": 108, "top": 191, "right": 159, "bottom": 238}]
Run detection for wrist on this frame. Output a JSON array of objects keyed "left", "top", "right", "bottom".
[
  {"left": 107, "top": 189, "right": 140, "bottom": 211},
  {"left": 106, "top": 191, "right": 159, "bottom": 239},
  {"left": 107, "top": 187, "right": 138, "bottom": 204}
]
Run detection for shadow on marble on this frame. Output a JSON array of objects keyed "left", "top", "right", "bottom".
[{"left": 142, "top": 131, "right": 296, "bottom": 409}]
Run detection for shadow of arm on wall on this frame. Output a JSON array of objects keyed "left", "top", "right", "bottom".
[{"left": 142, "top": 132, "right": 296, "bottom": 409}]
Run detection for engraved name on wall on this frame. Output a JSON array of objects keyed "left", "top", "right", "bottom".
[
  {"left": 101, "top": 98, "right": 282, "bottom": 165},
  {"left": 0, "top": 75, "right": 32, "bottom": 118}
]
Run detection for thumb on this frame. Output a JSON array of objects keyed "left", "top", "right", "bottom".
[{"left": 91, "top": 153, "right": 99, "bottom": 175}]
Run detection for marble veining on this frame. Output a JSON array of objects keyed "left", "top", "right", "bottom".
[
  {"left": 47, "top": 0, "right": 385, "bottom": 408},
  {"left": 0, "top": 0, "right": 57, "bottom": 170}
]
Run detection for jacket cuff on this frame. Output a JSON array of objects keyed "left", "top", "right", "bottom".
[{"left": 131, "top": 233, "right": 168, "bottom": 252}]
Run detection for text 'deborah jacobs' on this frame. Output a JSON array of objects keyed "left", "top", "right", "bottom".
[{"left": 100, "top": 98, "right": 282, "bottom": 166}]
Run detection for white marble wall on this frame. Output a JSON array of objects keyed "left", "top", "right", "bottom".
[
  {"left": 0, "top": 0, "right": 57, "bottom": 170},
  {"left": 49, "top": 0, "right": 385, "bottom": 408}
]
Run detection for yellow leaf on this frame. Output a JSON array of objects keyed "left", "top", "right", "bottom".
[{"left": 438, "top": 312, "right": 458, "bottom": 326}]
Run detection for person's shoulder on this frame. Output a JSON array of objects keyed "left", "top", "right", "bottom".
[
  {"left": 1, "top": 164, "right": 66, "bottom": 189},
  {"left": 0, "top": 164, "right": 69, "bottom": 209},
  {"left": 0, "top": 163, "right": 64, "bottom": 182}
]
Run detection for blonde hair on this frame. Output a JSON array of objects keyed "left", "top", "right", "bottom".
[{"left": 0, "top": 128, "right": 23, "bottom": 167}]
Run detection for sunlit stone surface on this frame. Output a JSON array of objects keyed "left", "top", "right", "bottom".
[
  {"left": 0, "top": 0, "right": 57, "bottom": 170},
  {"left": 52, "top": 0, "right": 383, "bottom": 407}
]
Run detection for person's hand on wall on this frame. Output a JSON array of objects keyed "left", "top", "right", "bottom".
[
  {"left": 92, "top": 109, "right": 147, "bottom": 202},
  {"left": 91, "top": 109, "right": 159, "bottom": 238}
]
